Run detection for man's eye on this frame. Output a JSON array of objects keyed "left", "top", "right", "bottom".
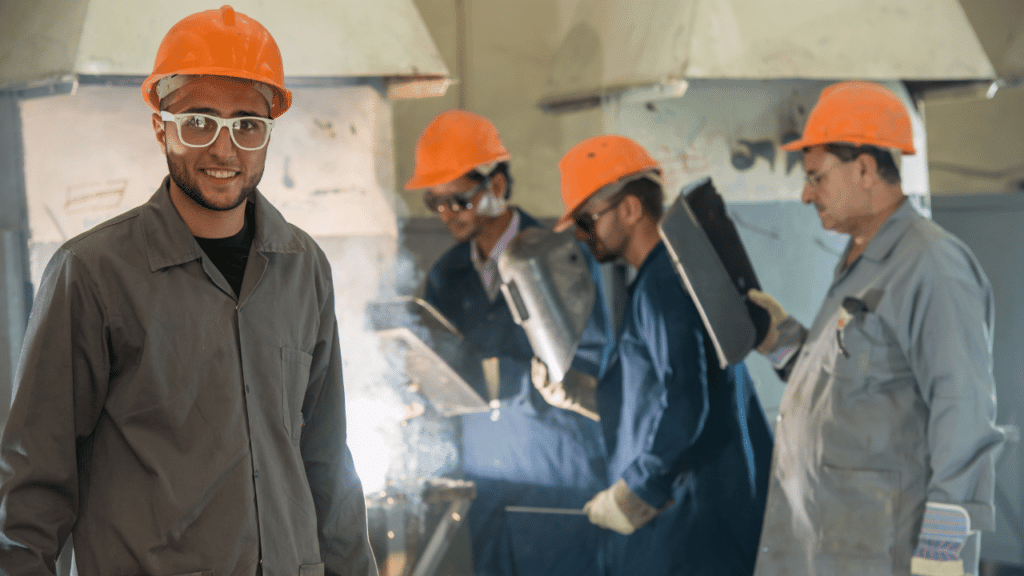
[
  {"left": 184, "top": 115, "right": 209, "bottom": 129},
  {"left": 235, "top": 119, "right": 258, "bottom": 132}
]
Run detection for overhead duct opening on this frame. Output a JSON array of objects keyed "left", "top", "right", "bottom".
[{"left": 539, "top": 0, "right": 995, "bottom": 113}]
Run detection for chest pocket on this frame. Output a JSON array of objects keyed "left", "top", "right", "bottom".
[
  {"left": 832, "top": 302, "right": 904, "bottom": 394},
  {"left": 281, "top": 347, "right": 313, "bottom": 444}
]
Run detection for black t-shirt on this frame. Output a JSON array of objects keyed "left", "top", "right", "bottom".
[{"left": 195, "top": 202, "right": 255, "bottom": 296}]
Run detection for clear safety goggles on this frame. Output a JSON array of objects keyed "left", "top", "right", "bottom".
[
  {"left": 423, "top": 176, "right": 492, "bottom": 214},
  {"left": 160, "top": 111, "right": 275, "bottom": 151}
]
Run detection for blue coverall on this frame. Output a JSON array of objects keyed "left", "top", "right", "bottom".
[
  {"left": 424, "top": 209, "right": 613, "bottom": 576},
  {"left": 598, "top": 242, "right": 774, "bottom": 576}
]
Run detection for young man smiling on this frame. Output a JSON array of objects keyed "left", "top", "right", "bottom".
[{"left": 0, "top": 7, "right": 376, "bottom": 576}]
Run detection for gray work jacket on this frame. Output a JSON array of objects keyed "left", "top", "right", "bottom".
[
  {"left": 754, "top": 201, "right": 1004, "bottom": 576},
  {"left": 0, "top": 180, "right": 377, "bottom": 576}
]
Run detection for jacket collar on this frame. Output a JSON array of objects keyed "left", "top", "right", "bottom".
[
  {"left": 142, "top": 177, "right": 304, "bottom": 272},
  {"left": 854, "top": 197, "right": 919, "bottom": 264}
]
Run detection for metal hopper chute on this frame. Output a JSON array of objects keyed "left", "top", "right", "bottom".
[{"left": 540, "top": 0, "right": 994, "bottom": 112}]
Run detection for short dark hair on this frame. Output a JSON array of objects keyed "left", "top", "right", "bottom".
[
  {"left": 621, "top": 177, "right": 664, "bottom": 222},
  {"left": 824, "top": 143, "right": 901, "bottom": 185},
  {"left": 465, "top": 161, "right": 513, "bottom": 199}
]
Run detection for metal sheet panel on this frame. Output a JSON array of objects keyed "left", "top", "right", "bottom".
[
  {"left": 368, "top": 298, "right": 488, "bottom": 417},
  {"left": 0, "top": 0, "right": 449, "bottom": 89},
  {"left": 497, "top": 227, "right": 595, "bottom": 383},
  {"left": 541, "top": 0, "right": 993, "bottom": 108},
  {"left": 659, "top": 177, "right": 763, "bottom": 368}
]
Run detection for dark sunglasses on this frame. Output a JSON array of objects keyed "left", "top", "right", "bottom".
[
  {"left": 574, "top": 193, "right": 626, "bottom": 234},
  {"left": 423, "top": 178, "right": 491, "bottom": 214}
]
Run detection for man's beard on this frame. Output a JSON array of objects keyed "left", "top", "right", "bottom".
[
  {"left": 167, "top": 155, "right": 260, "bottom": 212},
  {"left": 583, "top": 235, "right": 617, "bottom": 264}
]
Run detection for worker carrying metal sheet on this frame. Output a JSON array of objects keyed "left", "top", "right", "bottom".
[
  {"left": 0, "top": 6, "right": 377, "bottom": 576},
  {"left": 404, "top": 110, "right": 614, "bottom": 576},
  {"left": 749, "top": 81, "right": 1005, "bottom": 576},
  {"left": 540, "top": 134, "right": 774, "bottom": 575}
]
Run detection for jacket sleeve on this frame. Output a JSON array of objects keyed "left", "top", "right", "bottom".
[
  {"left": 898, "top": 244, "right": 1003, "bottom": 531},
  {"left": 621, "top": 276, "right": 714, "bottom": 508},
  {"left": 0, "top": 249, "right": 109, "bottom": 574},
  {"left": 301, "top": 259, "right": 378, "bottom": 576}
]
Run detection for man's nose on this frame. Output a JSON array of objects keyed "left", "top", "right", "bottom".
[
  {"left": 436, "top": 205, "right": 457, "bottom": 224},
  {"left": 801, "top": 183, "right": 814, "bottom": 205},
  {"left": 207, "top": 125, "right": 237, "bottom": 158}
]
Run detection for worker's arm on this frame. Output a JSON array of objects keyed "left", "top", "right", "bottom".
[
  {"left": 301, "top": 252, "right": 378, "bottom": 576},
  {"left": 588, "top": 271, "right": 716, "bottom": 533},
  {"left": 897, "top": 246, "right": 1003, "bottom": 576},
  {"left": 0, "top": 250, "right": 108, "bottom": 574}
]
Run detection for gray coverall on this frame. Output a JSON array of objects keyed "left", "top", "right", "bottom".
[
  {"left": 754, "top": 200, "right": 1004, "bottom": 576},
  {"left": 0, "top": 180, "right": 377, "bottom": 576}
]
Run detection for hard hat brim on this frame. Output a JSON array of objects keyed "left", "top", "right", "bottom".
[{"left": 781, "top": 136, "right": 915, "bottom": 155}]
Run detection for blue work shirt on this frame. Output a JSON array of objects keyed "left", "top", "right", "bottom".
[
  {"left": 598, "top": 242, "right": 773, "bottom": 576},
  {"left": 424, "top": 208, "right": 613, "bottom": 576}
]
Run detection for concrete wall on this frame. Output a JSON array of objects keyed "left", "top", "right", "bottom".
[
  {"left": 926, "top": 0, "right": 1024, "bottom": 195},
  {"left": 396, "top": 0, "right": 1024, "bottom": 213},
  {"left": 394, "top": 0, "right": 597, "bottom": 220}
]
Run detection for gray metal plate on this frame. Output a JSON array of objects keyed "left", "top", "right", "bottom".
[
  {"left": 368, "top": 298, "right": 488, "bottom": 417},
  {"left": 659, "top": 180, "right": 757, "bottom": 368}
]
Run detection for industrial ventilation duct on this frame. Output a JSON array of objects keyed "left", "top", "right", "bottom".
[
  {"left": 540, "top": 0, "right": 995, "bottom": 112},
  {"left": 0, "top": 0, "right": 451, "bottom": 97}
]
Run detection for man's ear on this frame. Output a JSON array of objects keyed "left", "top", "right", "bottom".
[
  {"left": 856, "top": 152, "right": 879, "bottom": 191},
  {"left": 152, "top": 112, "right": 167, "bottom": 155},
  {"left": 618, "top": 193, "right": 644, "bottom": 227},
  {"left": 491, "top": 172, "right": 508, "bottom": 200}
]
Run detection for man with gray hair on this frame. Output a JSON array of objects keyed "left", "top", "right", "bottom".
[{"left": 749, "top": 81, "right": 1004, "bottom": 576}]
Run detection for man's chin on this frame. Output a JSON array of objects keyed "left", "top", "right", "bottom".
[{"left": 447, "top": 226, "right": 477, "bottom": 243}]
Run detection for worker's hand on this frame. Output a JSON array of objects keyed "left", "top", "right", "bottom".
[
  {"left": 583, "top": 479, "right": 659, "bottom": 535},
  {"left": 530, "top": 357, "right": 599, "bottom": 421},
  {"left": 747, "top": 289, "right": 788, "bottom": 353}
]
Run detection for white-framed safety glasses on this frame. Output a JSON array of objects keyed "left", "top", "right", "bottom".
[{"left": 160, "top": 111, "right": 275, "bottom": 151}]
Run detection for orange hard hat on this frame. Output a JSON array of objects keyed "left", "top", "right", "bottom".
[
  {"left": 405, "top": 110, "right": 511, "bottom": 190},
  {"left": 782, "top": 81, "right": 915, "bottom": 154},
  {"left": 141, "top": 5, "right": 292, "bottom": 118},
  {"left": 556, "top": 135, "right": 660, "bottom": 231}
]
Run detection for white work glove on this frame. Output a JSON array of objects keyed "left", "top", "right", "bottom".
[
  {"left": 746, "top": 289, "right": 788, "bottom": 353},
  {"left": 583, "top": 479, "right": 659, "bottom": 536},
  {"left": 530, "top": 357, "right": 599, "bottom": 421},
  {"left": 911, "top": 503, "right": 972, "bottom": 576}
]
